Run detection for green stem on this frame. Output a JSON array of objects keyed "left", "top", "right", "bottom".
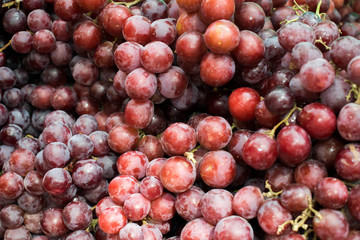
[
  {"left": 0, "top": 39, "right": 11, "bottom": 53},
  {"left": 315, "top": 0, "right": 322, "bottom": 16},
  {"left": 265, "top": 105, "right": 301, "bottom": 138},
  {"left": 112, "top": 0, "right": 143, "bottom": 8},
  {"left": 292, "top": 0, "right": 307, "bottom": 13}
]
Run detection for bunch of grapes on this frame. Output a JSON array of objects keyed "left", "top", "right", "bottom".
[{"left": 1, "top": 0, "right": 360, "bottom": 239}]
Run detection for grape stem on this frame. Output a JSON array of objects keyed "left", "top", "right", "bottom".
[
  {"left": 139, "top": 130, "right": 146, "bottom": 140},
  {"left": 2, "top": 0, "right": 21, "bottom": 8},
  {"left": 302, "top": 228, "right": 314, "bottom": 239},
  {"left": 307, "top": 197, "right": 322, "bottom": 220},
  {"left": 277, "top": 197, "right": 322, "bottom": 235},
  {"left": 279, "top": 16, "right": 299, "bottom": 26},
  {"left": 63, "top": 158, "right": 78, "bottom": 173},
  {"left": 292, "top": 0, "right": 307, "bottom": 14},
  {"left": 184, "top": 145, "right": 201, "bottom": 165},
  {"left": 111, "top": 0, "right": 143, "bottom": 8},
  {"left": 314, "top": 38, "right": 331, "bottom": 50},
  {"left": 345, "top": 80, "right": 358, "bottom": 102},
  {"left": 262, "top": 180, "right": 283, "bottom": 199},
  {"left": 0, "top": 39, "right": 11, "bottom": 53},
  {"left": 85, "top": 219, "right": 99, "bottom": 233},
  {"left": 265, "top": 105, "right": 302, "bottom": 138}
]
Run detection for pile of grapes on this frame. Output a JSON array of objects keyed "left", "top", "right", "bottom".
[{"left": 1, "top": 0, "right": 360, "bottom": 238}]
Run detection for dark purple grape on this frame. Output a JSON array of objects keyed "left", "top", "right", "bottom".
[
  {"left": 72, "top": 159, "right": 103, "bottom": 189},
  {"left": 62, "top": 200, "right": 92, "bottom": 230}
]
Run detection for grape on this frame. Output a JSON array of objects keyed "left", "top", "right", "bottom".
[
  {"left": 157, "top": 66, "right": 188, "bottom": 99},
  {"left": 43, "top": 142, "right": 70, "bottom": 168},
  {"left": 233, "top": 30, "right": 265, "bottom": 67},
  {"left": 242, "top": 132, "right": 277, "bottom": 170},
  {"left": 23, "top": 171, "right": 44, "bottom": 197},
  {"left": 8, "top": 148, "right": 35, "bottom": 177},
  {"left": 124, "top": 99, "right": 154, "bottom": 129},
  {"left": 299, "top": 58, "right": 335, "bottom": 93},
  {"left": 228, "top": 87, "right": 261, "bottom": 122},
  {"left": 298, "top": 102, "right": 337, "bottom": 140},
  {"left": 0, "top": 204, "right": 24, "bottom": 229},
  {"left": 149, "top": 18, "right": 176, "bottom": 45},
  {"left": 27, "top": 9, "right": 52, "bottom": 32},
  {"left": 2, "top": 8, "right": 27, "bottom": 34},
  {"left": 11, "top": 31, "right": 33, "bottom": 54},
  {"left": 140, "top": 175, "right": 163, "bottom": 201},
  {"left": 41, "top": 208, "right": 69, "bottom": 238},
  {"left": 51, "top": 86, "right": 78, "bottom": 111},
  {"left": 200, "top": 189, "right": 233, "bottom": 225},
  {"left": 337, "top": 103, "right": 360, "bottom": 141},
  {"left": 196, "top": 116, "right": 232, "bottom": 150},
  {"left": 160, "top": 123, "right": 196, "bottom": 156},
  {"left": 123, "top": 15, "right": 152, "bottom": 45},
  {"left": 264, "top": 86, "right": 294, "bottom": 115},
  {"left": 24, "top": 211, "right": 43, "bottom": 234},
  {"left": 119, "top": 222, "right": 143, "bottom": 240},
  {"left": 176, "top": 11, "right": 206, "bottom": 36},
  {"left": 235, "top": 2, "right": 265, "bottom": 33},
  {"left": 314, "top": 177, "right": 348, "bottom": 209},
  {"left": 108, "top": 124, "right": 139, "bottom": 154},
  {"left": 199, "top": 150, "right": 236, "bottom": 188},
  {"left": 278, "top": 22, "right": 315, "bottom": 52},
  {"left": 123, "top": 193, "right": 151, "bottom": 221},
  {"left": 67, "top": 134, "right": 94, "bottom": 159},
  {"left": 276, "top": 125, "right": 311, "bottom": 167},
  {"left": 142, "top": 224, "right": 163, "bottom": 240},
  {"left": 200, "top": 52, "right": 235, "bottom": 87},
  {"left": 204, "top": 19, "right": 240, "bottom": 54},
  {"left": 17, "top": 191, "right": 45, "bottom": 214},
  {"left": 233, "top": 186, "right": 265, "bottom": 219},
  {"left": 0, "top": 172, "right": 24, "bottom": 200},
  {"left": 62, "top": 200, "right": 92, "bottom": 230},
  {"left": 72, "top": 159, "right": 103, "bottom": 189},
  {"left": 141, "top": 41, "right": 173, "bottom": 73},
  {"left": 294, "top": 160, "right": 328, "bottom": 191},
  {"left": 257, "top": 199, "right": 292, "bottom": 235},
  {"left": 160, "top": 156, "right": 196, "bottom": 193},
  {"left": 66, "top": 230, "right": 95, "bottom": 240},
  {"left": 149, "top": 192, "right": 176, "bottom": 222},
  {"left": 125, "top": 68, "right": 157, "bottom": 101},
  {"left": 4, "top": 226, "right": 31, "bottom": 240},
  {"left": 200, "top": 0, "right": 235, "bottom": 23},
  {"left": 335, "top": 144, "right": 360, "bottom": 181},
  {"left": 89, "top": 130, "right": 110, "bottom": 157},
  {"left": 347, "top": 184, "right": 360, "bottom": 222},
  {"left": 117, "top": 151, "right": 149, "bottom": 179},
  {"left": 98, "top": 206, "right": 127, "bottom": 235},
  {"left": 214, "top": 215, "right": 254, "bottom": 240},
  {"left": 108, "top": 175, "right": 140, "bottom": 205},
  {"left": 265, "top": 163, "right": 294, "bottom": 192},
  {"left": 42, "top": 168, "right": 72, "bottom": 195},
  {"left": 280, "top": 183, "right": 312, "bottom": 212},
  {"left": 175, "top": 186, "right": 204, "bottom": 221},
  {"left": 330, "top": 36, "right": 360, "bottom": 69},
  {"left": 175, "top": 30, "right": 207, "bottom": 63},
  {"left": 313, "top": 209, "right": 349, "bottom": 240},
  {"left": 180, "top": 218, "right": 215, "bottom": 240},
  {"left": 0, "top": 124, "right": 23, "bottom": 146},
  {"left": 136, "top": 135, "right": 164, "bottom": 161}
]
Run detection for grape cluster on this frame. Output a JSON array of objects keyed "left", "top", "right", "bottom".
[{"left": 0, "top": 0, "right": 360, "bottom": 239}]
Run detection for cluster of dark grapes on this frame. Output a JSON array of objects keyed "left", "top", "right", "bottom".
[{"left": 1, "top": 0, "right": 360, "bottom": 239}]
